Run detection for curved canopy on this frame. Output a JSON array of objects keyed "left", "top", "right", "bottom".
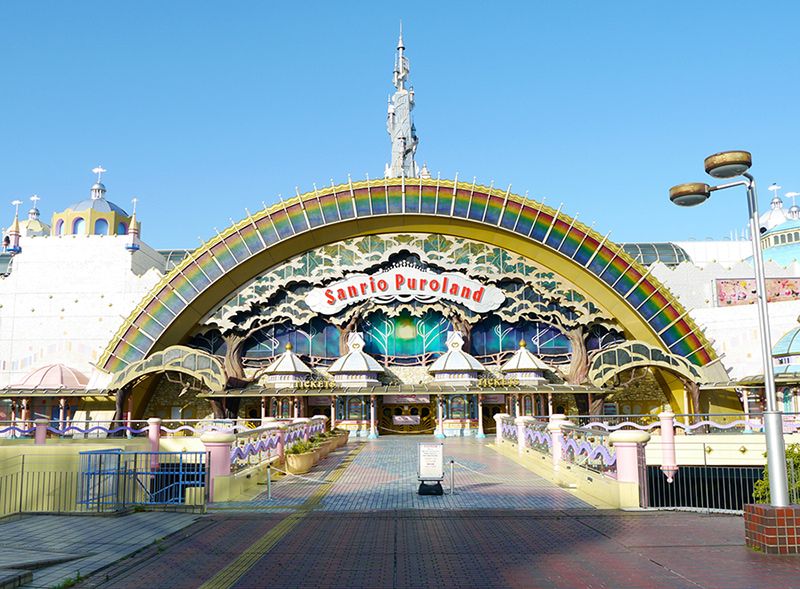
[
  {"left": 98, "top": 178, "right": 716, "bottom": 374},
  {"left": 588, "top": 340, "right": 704, "bottom": 388},
  {"left": 773, "top": 325, "right": 800, "bottom": 358},
  {"left": 107, "top": 345, "right": 227, "bottom": 392}
]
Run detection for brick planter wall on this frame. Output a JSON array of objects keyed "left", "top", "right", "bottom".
[{"left": 744, "top": 504, "right": 800, "bottom": 554}]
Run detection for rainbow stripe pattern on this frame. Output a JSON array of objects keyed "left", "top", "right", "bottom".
[{"left": 99, "top": 178, "right": 716, "bottom": 373}]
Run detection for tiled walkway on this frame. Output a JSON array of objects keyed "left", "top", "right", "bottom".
[
  {"left": 217, "top": 436, "right": 590, "bottom": 512},
  {"left": 58, "top": 437, "right": 800, "bottom": 589},
  {"left": 76, "top": 511, "right": 800, "bottom": 589},
  {"left": 0, "top": 512, "right": 197, "bottom": 588}
]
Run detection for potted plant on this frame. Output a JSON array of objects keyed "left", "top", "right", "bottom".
[
  {"left": 285, "top": 440, "right": 316, "bottom": 474},
  {"left": 333, "top": 427, "right": 349, "bottom": 448}
]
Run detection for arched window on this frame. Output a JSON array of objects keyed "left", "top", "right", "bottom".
[
  {"left": 449, "top": 395, "right": 466, "bottom": 419},
  {"left": 523, "top": 395, "right": 533, "bottom": 416},
  {"left": 93, "top": 218, "right": 109, "bottom": 235},
  {"left": 279, "top": 398, "right": 291, "bottom": 418},
  {"left": 55, "top": 219, "right": 64, "bottom": 236},
  {"left": 783, "top": 388, "right": 794, "bottom": 413},
  {"left": 347, "top": 397, "right": 364, "bottom": 420},
  {"left": 117, "top": 222, "right": 128, "bottom": 235},
  {"left": 72, "top": 217, "right": 85, "bottom": 234}
]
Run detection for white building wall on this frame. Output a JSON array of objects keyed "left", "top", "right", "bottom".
[
  {"left": 672, "top": 240, "right": 754, "bottom": 268},
  {"left": 0, "top": 235, "right": 164, "bottom": 386},
  {"left": 651, "top": 259, "right": 800, "bottom": 310},
  {"left": 690, "top": 300, "right": 800, "bottom": 380}
]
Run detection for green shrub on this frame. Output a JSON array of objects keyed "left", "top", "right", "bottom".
[
  {"left": 752, "top": 443, "right": 800, "bottom": 503},
  {"left": 286, "top": 440, "right": 314, "bottom": 455}
]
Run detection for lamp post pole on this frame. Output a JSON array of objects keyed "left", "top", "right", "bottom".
[
  {"left": 744, "top": 174, "right": 789, "bottom": 506},
  {"left": 670, "top": 151, "right": 789, "bottom": 507}
]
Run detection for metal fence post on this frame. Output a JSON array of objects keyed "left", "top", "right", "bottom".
[
  {"left": 18, "top": 454, "right": 25, "bottom": 514},
  {"left": 703, "top": 443, "right": 710, "bottom": 514}
]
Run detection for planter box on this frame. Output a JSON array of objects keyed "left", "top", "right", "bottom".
[{"left": 286, "top": 452, "right": 316, "bottom": 475}]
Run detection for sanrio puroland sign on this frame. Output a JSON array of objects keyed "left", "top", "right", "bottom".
[{"left": 305, "top": 266, "right": 505, "bottom": 315}]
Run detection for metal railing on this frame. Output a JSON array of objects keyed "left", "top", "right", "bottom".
[
  {"left": 499, "top": 416, "right": 517, "bottom": 443},
  {"left": 560, "top": 425, "right": 617, "bottom": 477},
  {"left": 79, "top": 450, "right": 207, "bottom": 511},
  {"left": 644, "top": 440, "right": 800, "bottom": 513},
  {"left": 230, "top": 426, "right": 282, "bottom": 472},
  {"left": 523, "top": 420, "right": 551, "bottom": 455}
]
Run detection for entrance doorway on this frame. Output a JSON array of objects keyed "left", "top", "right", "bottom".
[{"left": 378, "top": 395, "right": 436, "bottom": 434}]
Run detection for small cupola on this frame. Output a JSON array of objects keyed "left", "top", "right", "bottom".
[
  {"left": 260, "top": 343, "right": 312, "bottom": 389},
  {"left": 328, "top": 332, "right": 384, "bottom": 388},
  {"left": 501, "top": 340, "right": 552, "bottom": 385},
  {"left": 428, "top": 331, "right": 484, "bottom": 386}
]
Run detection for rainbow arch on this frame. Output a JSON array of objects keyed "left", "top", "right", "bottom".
[{"left": 98, "top": 177, "right": 716, "bottom": 374}]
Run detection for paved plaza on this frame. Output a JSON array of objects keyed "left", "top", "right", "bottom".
[
  {"left": 0, "top": 512, "right": 197, "bottom": 589},
  {"left": 217, "top": 436, "right": 591, "bottom": 512},
  {"left": 5, "top": 438, "right": 800, "bottom": 588}
]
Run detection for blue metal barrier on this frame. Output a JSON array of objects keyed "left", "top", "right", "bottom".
[{"left": 79, "top": 450, "right": 207, "bottom": 510}]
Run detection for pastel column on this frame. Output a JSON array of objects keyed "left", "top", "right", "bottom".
[
  {"left": 330, "top": 396, "right": 337, "bottom": 430},
  {"left": 201, "top": 431, "right": 235, "bottom": 502},
  {"left": 609, "top": 430, "right": 651, "bottom": 507},
  {"left": 476, "top": 395, "right": 485, "bottom": 439},
  {"left": 515, "top": 394, "right": 521, "bottom": 418},
  {"left": 276, "top": 424, "right": 287, "bottom": 463},
  {"left": 514, "top": 416, "right": 530, "bottom": 456},
  {"left": 368, "top": 395, "right": 378, "bottom": 439},
  {"left": 434, "top": 396, "right": 445, "bottom": 439},
  {"left": 34, "top": 418, "right": 49, "bottom": 445},
  {"left": 147, "top": 417, "right": 162, "bottom": 470},
  {"left": 126, "top": 395, "right": 134, "bottom": 439},
  {"left": 260, "top": 396, "right": 267, "bottom": 426},
  {"left": 658, "top": 411, "right": 678, "bottom": 483},
  {"left": 493, "top": 413, "right": 509, "bottom": 444},
  {"left": 547, "top": 414, "right": 567, "bottom": 470},
  {"left": 58, "top": 398, "right": 66, "bottom": 428}
]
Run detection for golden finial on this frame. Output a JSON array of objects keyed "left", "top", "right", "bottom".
[
  {"left": 519, "top": 340, "right": 527, "bottom": 348},
  {"left": 285, "top": 342, "right": 293, "bottom": 351}
]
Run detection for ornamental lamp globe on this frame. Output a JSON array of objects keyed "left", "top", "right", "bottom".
[
  {"left": 704, "top": 150, "right": 752, "bottom": 179},
  {"left": 669, "top": 183, "right": 711, "bottom": 207}
]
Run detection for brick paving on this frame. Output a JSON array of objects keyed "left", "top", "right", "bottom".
[
  {"left": 0, "top": 512, "right": 196, "bottom": 588},
  {"left": 75, "top": 510, "right": 800, "bottom": 589},
  {"left": 217, "top": 436, "right": 590, "bottom": 512},
  {"left": 64, "top": 437, "right": 800, "bottom": 589}
]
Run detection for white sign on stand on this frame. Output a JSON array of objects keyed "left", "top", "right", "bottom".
[{"left": 417, "top": 442, "right": 444, "bottom": 481}]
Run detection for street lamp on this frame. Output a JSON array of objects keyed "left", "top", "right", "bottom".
[{"left": 669, "top": 150, "right": 790, "bottom": 507}]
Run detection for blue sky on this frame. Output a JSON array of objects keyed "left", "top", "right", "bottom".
[{"left": 1, "top": 1, "right": 799, "bottom": 248}]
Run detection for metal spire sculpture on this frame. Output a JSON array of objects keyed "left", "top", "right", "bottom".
[{"left": 385, "top": 24, "right": 419, "bottom": 179}]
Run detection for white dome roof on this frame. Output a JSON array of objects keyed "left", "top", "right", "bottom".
[
  {"left": 760, "top": 196, "right": 789, "bottom": 231},
  {"left": 329, "top": 332, "right": 384, "bottom": 374},
  {"left": 501, "top": 341, "right": 551, "bottom": 373},
  {"left": 13, "top": 364, "right": 88, "bottom": 389},
  {"left": 429, "top": 332, "right": 484, "bottom": 373},
  {"left": 263, "top": 344, "right": 312, "bottom": 375}
]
